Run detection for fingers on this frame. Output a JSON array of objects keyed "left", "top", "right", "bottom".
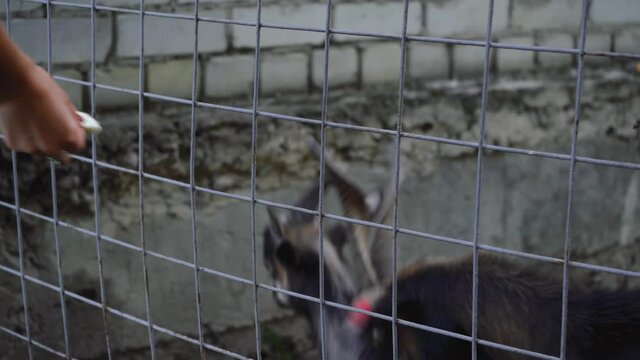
[
  {"left": 8, "top": 115, "right": 84, "bottom": 165},
  {"left": 0, "top": 65, "right": 88, "bottom": 162},
  {"left": 63, "top": 93, "right": 78, "bottom": 116},
  {"left": 48, "top": 149, "right": 70, "bottom": 166},
  {"left": 33, "top": 88, "right": 86, "bottom": 158},
  {"left": 30, "top": 114, "right": 79, "bottom": 166},
  {"left": 60, "top": 119, "right": 86, "bottom": 153},
  {"left": 27, "top": 147, "right": 68, "bottom": 167},
  {"left": 1, "top": 115, "right": 38, "bottom": 154},
  {"left": 47, "top": 88, "right": 86, "bottom": 154}
]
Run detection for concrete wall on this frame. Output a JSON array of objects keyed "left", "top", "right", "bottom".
[
  {"left": 2, "top": 67, "right": 640, "bottom": 358},
  {"left": 2, "top": 0, "right": 640, "bottom": 358},
  {"left": 2, "top": 0, "right": 639, "bottom": 110}
]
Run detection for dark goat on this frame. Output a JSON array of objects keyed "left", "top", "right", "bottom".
[
  {"left": 348, "top": 253, "right": 640, "bottom": 360},
  {"left": 262, "top": 140, "right": 398, "bottom": 359},
  {"left": 266, "top": 139, "right": 640, "bottom": 360}
]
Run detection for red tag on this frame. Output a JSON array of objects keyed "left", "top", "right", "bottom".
[{"left": 347, "top": 298, "right": 372, "bottom": 328}]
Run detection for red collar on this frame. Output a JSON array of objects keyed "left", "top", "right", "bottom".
[{"left": 347, "top": 298, "right": 372, "bottom": 328}]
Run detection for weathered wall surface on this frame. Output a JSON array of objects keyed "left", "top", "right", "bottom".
[
  {"left": 1, "top": 66, "right": 639, "bottom": 358},
  {"left": 2, "top": 0, "right": 640, "bottom": 358}
]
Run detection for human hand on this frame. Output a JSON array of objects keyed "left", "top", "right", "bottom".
[{"left": 0, "top": 65, "right": 86, "bottom": 165}]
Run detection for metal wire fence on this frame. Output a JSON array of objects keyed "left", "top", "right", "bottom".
[{"left": 1, "top": 0, "right": 640, "bottom": 359}]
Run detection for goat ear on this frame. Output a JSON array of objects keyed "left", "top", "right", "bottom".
[
  {"left": 308, "top": 137, "right": 379, "bottom": 285},
  {"left": 267, "top": 207, "right": 285, "bottom": 240},
  {"left": 308, "top": 138, "right": 369, "bottom": 222},
  {"left": 276, "top": 241, "right": 298, "bottom": 268},
  {"left": 289, "top": 180, "right": 321, "bottom": 225}
]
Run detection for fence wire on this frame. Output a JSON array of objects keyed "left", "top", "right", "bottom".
[
  {"left": 136, "top": 0, "right": 158, "bottom": 358},
  {"left": 559, "top": 2, "right": 590, "bottom": 359},
  {"left": 2, "top": 0, "right": 640, "bottom": 359},
  {"left": 44, "top": 0, "right": 71, "bottom": 357}
]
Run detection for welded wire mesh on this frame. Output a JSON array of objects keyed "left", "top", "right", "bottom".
[{"left": 1, "top": 0, "right": 640, "bottom": 359}]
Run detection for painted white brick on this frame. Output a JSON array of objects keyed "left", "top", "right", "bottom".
[
  {"left": 117, "top": 11, "right": 226, "bottom": 57},
  {"left": 408, "top": 43, "right": 449, "bottom": 79},
  {"left": 11, "top": 18, "right": 111, "bottom": 64},
  {"left": 497, "top": 36, "right": 535, "bottom": 73},
  {"left": 255, "top": 26, "right": 324, "bottom": 49},
  {"left": 261, "top": 52, "right": 308, "bottom": 94},
  {"left": 427, "top": 0, "right": 509, "bottom": 37},
  {"left": 148, "top": 59, "right": 196, "bottom": 100},
  {"left": 334, "top": 1, "right": 422, "bottom": 41},
  {"left": 232, "top": 4, "right": 325, "bottom": 48},
  {"left": 311, "top": 47, "right": 358, "bottom": 88},
  {"left": 362, "top": 42, "right": 401, "bottom": 86},
  {"left": 95, "top": 67, "right": 139, "bottom": 109},
  {"left": 585, "top": 33, "right": 612, "bottom": 65},
  {"left": 235, "top": 3, "right": 326, "bottom": 28},
  {"left": 592, "top": 0, "right": 640, "bottom": 25},
  {"left": 1, "top": 0, "right": 41, "bottom": 14},
  {"left": 205, "top": 54, "right": 255, "bottom": 98},
  {"left": 55, "top": 69, "right": 84, "bottom": 109},
  {"left": 586, "top": 33, "right": 611, "bottom": 52},
  {"left": 538, "top": 32, "right": 574, "bottom": 69},
  {"left": 615, "top": 28, "right": 640, "bottom": 54},
  {"left": 46, "top": 0, "right": 89, "bottom": 6},
  {"left": 96, "top": 0, "right": 167, "bottom": 7},
  {"left": 511, "top": 0, "right": 582, "bottom": 32},
  {"left": 453, "top": 44, "right": 487, "bottom": 78}
]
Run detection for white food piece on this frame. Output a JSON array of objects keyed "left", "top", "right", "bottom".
[{"left": 76, "top": 111, "right": 102, "bottom": 134}]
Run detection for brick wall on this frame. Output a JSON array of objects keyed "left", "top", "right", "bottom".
[{"left": 2, "top": 0, "right": 639, "bottom": 110}]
